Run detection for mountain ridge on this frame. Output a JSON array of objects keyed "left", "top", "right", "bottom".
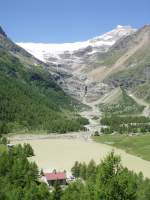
[
  {"left": 17, "top": 25, "right": 136, "bottom": 62},
  {"left": 0, "top": 26, "right": 7, "bottom": 37}
]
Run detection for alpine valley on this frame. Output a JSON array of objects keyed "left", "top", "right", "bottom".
[
  {"left": 1, "top": 24, "right": 150, "bottom": 134},
  {"left": 1, "top": 23, "right": 150, "bottom": 200}
]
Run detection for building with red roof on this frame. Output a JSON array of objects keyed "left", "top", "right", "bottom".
[{"left": 44, "top": 171, "right": 67, "bottom": 186}]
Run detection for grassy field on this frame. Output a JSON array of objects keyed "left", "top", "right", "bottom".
[{"left": 93, "top": 135, "right": 150, "bottom": 161}]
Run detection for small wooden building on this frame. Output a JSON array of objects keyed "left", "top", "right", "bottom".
[{"left": 44, "top": 171, "right": 67, "bottom": 186}]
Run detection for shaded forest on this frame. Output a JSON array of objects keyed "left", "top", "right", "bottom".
[{"left": 0, "top": 50, "right": 88, "bottom": 134}]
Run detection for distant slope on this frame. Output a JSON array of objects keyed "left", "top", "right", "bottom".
[
  {"left": 133, "top": 82, "right": 150, "bottom": 103},
  {"left": 0, "top": 27, "right": 88, "bottom": 134},
  {"left": 128, "top": 93, "right": 150, "bottom": 117},
  {"left": 0, "top": 26, "right": 41, "bottom": 66},
  {"left": 86, "top": 25, "right": 150, "bottom": 103},
  {"left": 98, "top": 87, "right": 123, "bottom": 105},
  {"left": 99, "top": 88, "right": 144, "bottom": 115},
  {"left": 103, "top": 25, "right": 150, "bottom": 96},
  {"left": 88, "top": 25, "right": 149, "bottom": 80}
]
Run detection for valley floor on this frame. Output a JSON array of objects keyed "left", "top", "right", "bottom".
[{"left": 9, "top": 93, "right": 150, "bottom": 180}]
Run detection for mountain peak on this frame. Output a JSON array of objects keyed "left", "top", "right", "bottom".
[
  {"left": 116, "top": 25, "right": 132, "bottom": 29},
  {"left": 89, "top": 25, "right": 135, "bottom": 45},
  {"left": 0, "top": 26, "right": 7, "bottom": 37},
  {"left": 116, "top": 25, "right": 124, "bottom": 28}
]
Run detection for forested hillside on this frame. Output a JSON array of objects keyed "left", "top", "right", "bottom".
[{"left": 0, "top": 49, "right": 88, "bottom": 134}]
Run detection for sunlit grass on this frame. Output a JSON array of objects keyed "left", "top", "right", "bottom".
[{"left": 93, "top": 134, "right": 150, "bottom": 161}]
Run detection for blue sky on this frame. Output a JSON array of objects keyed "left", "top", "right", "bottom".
[{"left": 0, "top": 0, "right": 150, "bottom": 43}]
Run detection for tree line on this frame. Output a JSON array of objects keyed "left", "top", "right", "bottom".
[{"left": 100, "top": 115, "right": 150, "bottom": 134}]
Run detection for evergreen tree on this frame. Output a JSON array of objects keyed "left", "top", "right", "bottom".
[
  {"left": 23, "top": 143, "right": 34, "bottom": 157},
  {"left": 52, "top": 182, "right": 62, "bottom": 200},
  {"left": 62, "top": 180, "right": 84, "bottom": 200},
  {"left": 71, "top": 161, "right": 80, "bottom": 178},
  {"left": 86, "top": 160, "right": 96, "bottom": 182},
  {"left": 95, "top": 152, "right": 137, "bottom": 200},
  {"left": 80, "top": 162, "right": 87, "bottom": 180}
]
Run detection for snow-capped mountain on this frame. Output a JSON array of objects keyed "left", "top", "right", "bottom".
[
  {"left": 17, "top": 25, "right": 136, "bottom": 102},
  {"left": 17, "top": 25, "right": 136, "bottom": 62}
]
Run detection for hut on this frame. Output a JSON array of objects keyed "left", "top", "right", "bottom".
[{"left": 44, "top": 171, "right": 67, "bottom": 186}]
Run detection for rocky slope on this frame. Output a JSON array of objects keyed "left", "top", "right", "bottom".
[{"left": 102, "top": 25, "right": 150, "bottom": 98}]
